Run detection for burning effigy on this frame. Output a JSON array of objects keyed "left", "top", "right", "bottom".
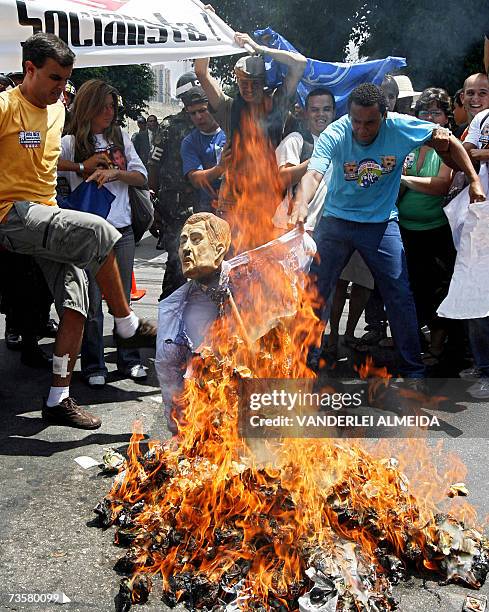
[{"left": 95, "top": 110, "right": 488, "bottom": 610}]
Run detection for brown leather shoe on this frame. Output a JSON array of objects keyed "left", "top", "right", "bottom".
[
  {"left": 42, "top": 397, "right": 102, "bottom": 430},
  {"left": 116, "top": 319, "right": 157, "bottom": 349}
]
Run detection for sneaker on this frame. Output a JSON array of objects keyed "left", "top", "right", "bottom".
[
  {"left": 116, "top": 319, "right": 157, "bottom": 349},
  {"left": 459, "top": 366, "right": 481, "bottom": 380},
  {"left": 87, "top": 375, "right": 106, "bottom": 388},
  {"left": 128, "top": 365, "right": 147, "bottom": 380},
  {"left": 358, "top": 329, "right": 387, "bottom": 345},
  {"left": 467, "top": 379, "right": 489, "bottom": 399},
  {"left": 42, "top": 397, "right": 102, "bottom": 429},
  {"left": 356, "top": 329, "right": 387, "bottom": 353}
]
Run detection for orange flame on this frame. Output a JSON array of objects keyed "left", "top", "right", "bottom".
[{"left": 106, "top": 106, "right": 483, "bottom": 608}]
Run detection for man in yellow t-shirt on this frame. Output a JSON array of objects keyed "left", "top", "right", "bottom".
[{"left": 0, "top": 33, "right": 156, "bottom": 429}]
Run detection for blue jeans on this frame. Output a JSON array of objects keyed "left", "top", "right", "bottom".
[
  {"left": 312, "top": 216, "right": 425, "bottom": 378},
  {"left": 81, "top": 225, "right": 141, "bottom": 378},
  {"left": 468, "top": 317, "right": 489, "bottom": 377}
]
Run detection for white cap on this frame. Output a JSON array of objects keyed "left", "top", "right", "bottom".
[{"left": 393, "top": 75, "right": 422, "bottom": 101}]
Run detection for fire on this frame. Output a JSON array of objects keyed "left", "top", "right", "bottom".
[{"left": 97, "top": 106, "right": 488, "bottom": 610}]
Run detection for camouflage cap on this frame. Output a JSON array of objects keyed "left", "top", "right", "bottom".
[{"left": 234, "top": 54, "right": 265, "bottom": 80}]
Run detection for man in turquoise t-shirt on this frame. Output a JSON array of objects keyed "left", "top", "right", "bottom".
[{"left": 291, "top": 83, "right": 485, "bottom": 378}]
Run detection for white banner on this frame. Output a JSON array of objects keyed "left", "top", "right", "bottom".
[{"left": 0, "top": 0, "right": 241, "bottom": 71}]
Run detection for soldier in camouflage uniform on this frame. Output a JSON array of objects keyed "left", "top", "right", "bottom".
[{"left": 148, "top": 72, "right": 199, "bottom": 300}]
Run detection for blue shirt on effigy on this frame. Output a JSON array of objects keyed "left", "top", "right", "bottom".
[
  {"left": 308, "top": 112, "right": 435, "bottom": 223},
  {"left": 181, "top": 128, "right": 226, "bottom": 212}
]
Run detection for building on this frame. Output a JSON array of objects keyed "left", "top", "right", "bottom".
[{"left": 151, "top": 66, "right": 171, "bottom": 104}]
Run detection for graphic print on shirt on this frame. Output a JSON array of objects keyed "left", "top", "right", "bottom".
[
  {"left": 480, "top": 122, "right": 489, "bottom": 147},
  {"left": 343, "top": 155, "right": 397, "bottom": 188},
  {"left": 109, "top": 145, "right": 127, "bottom": 172},
  {"left": 19, "top": 131, "right": 41, "bottom": 148},
  {"left": 404, "top": 152, "right": 416, "bottom": 171}
]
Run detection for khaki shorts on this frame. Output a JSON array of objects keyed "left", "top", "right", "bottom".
[{"left": 0, "top": 201, "right": 121, "bottom": 316}]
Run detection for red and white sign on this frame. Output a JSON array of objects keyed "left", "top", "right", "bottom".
[{"left": 1, "top": 0, "right": 240, "bottom": 71}]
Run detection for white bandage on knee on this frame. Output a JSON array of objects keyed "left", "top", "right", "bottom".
[{"left": 53, "top": 354, "right": 70, "bottom": 378}]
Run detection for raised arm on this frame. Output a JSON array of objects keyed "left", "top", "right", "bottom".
[
  {"left": 234, "top": 32, "right": 307, "bottom": 99},
  {"left": 194, "top": 57, "right": 226, "bottom": 111}
]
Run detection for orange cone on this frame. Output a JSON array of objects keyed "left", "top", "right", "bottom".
[{"left": 130, "top": 271, "right": 146, "bottom": 301}]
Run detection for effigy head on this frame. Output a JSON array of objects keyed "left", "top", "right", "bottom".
[{"left": 179, "top": 213, "right": 231, "bottom": 280}]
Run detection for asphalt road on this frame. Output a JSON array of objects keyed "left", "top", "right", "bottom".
[{"left": 1, "top": 234, "right": 488, "bottom": 612}]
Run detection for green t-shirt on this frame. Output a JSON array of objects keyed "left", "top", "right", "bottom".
[{"left": 398, "top": 147, "right": 448, "bottom": 230}]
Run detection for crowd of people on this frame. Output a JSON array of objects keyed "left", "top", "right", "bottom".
[{"left": 1, "top": 22, "right": 489, "bottom": 434}]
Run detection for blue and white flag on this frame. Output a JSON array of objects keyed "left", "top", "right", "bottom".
[{"left": 254, "top": 27, "right": 406, "bottom": 116}]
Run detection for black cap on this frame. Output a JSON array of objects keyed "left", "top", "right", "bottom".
[{"left": 181, "top": 86, "right": 208, "bottom": 107}]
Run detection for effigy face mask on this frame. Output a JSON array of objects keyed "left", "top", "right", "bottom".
[{"left": 178, "top": 215, "right": 231, "bottom": 280}]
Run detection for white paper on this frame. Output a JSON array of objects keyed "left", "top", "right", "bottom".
[
  {"left": 438, "top": 200, "right": 489, "bottom": 319},
  {"left": 74, "top": 456, "right": 102, "bottom": 469}
]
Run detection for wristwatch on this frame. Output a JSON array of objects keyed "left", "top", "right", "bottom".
[{"left": 78, "top": 162, "right": 85, "bottom": 174}]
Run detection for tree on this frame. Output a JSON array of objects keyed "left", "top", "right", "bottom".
[
  {"left": 359, "top": 1, "right": 487, "bottom": 94},
  {"left": 71, "top": 65, "right": 155, "bottom": 123}
]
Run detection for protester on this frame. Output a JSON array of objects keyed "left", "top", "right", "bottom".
[
  {"left": 62, "top": 79, "right": 76, "bottom": 110},
  {"left": 459, "top": 73, "right": 489, "bottom": 140},
  {"left": 290, "top": 83, "right": 485, "bottom": 380},
  {"left": 458, "top": 99, "right": 489, "bottom": 398},
  {"left": 148, "top": 71, "right": 198, "bottom": 298},
  {"left": 147, "top": 114, "right": 158, "bottom": 146},
  {"left": 393, "top": 75, "right": 421, "bottom": 115},
  {"left": 273, "top": 87, "right": 372, "bottom": 354},
  {"left": 58, "top": 79, "right": 148, "bottom": 387},
  {"left": 180, "top": 86, "right": 226, "bottom": 213},
  {"left": 273, "top": 87, "right": 336, "bottom": 231},
  {"left": 194, "top": 26, "right": 306, "bottom": 221},
  {"left": 0, "top": 33, "right": 156, "bottom": 429},
  {"left": 453, "top": 88, "right": 468, "bottom": 138},
  {"left": 356, "top": 74, "right": 403, "bottom": 351},
  {"left": 195, "top": 32, "right": 306, "bottom": 148},
  {"left": 398, "top": 88, "right": 461, "bottom": 366},
  {"left": 131, "top": 116, "right": 150, "bottom": 167},
  {"left": 380, "top": 74, "right": 399, "bottom": 112},
  {"left": 0, "top": 250, "right": 57, "bottom": 367}
]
